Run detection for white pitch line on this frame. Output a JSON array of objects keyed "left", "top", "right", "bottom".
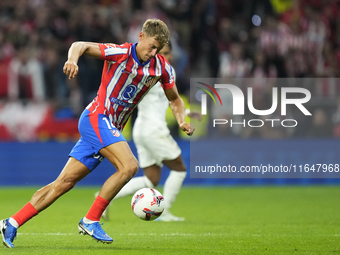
[{"left": 18, "top": 233, "right": 76, "bottom": 236}]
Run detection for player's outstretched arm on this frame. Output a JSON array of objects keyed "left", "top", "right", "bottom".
[
  {"left": 164, "top": 84, "right": 195, "bottom": 136},
  {"left": 63, "top": 42, "right": 101, "bottom": 79}
]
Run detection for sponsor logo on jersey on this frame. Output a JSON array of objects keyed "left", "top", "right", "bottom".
[
  {"left": 110, "top": 97, "right": 135, "bottom": 108},
  {"left": 122, "top": 84, "right": 137, "bottom": 100}
]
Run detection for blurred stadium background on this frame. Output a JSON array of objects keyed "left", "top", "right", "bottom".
[{"left": 1, "top": 0, "right": 340, "bottom": 186}]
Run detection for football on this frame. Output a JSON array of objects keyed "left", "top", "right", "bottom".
[{"left": 131, "top": 188, "right": 165, "bottom": 221}]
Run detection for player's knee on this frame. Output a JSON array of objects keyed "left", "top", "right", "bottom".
[
  {"left": 61, "top": 182, "right": 76, "bottom": 194},
  {"left": 121, "top": 160, "right": 139, "bottom": 182},
  {"left": 178, "top": 164, "right": 186, "bottom": 172},
  {"left": 147, "top": 175, "right": 160, "bottom": 187},
  {"left": 174, "top": 163, "right": 186, "bottom": 172},
  {"left": 52, "top": 179, "right": 76, "bottom": 197},
  {"left": 166, "top": 158, "right": 187, "bottom": 172}
]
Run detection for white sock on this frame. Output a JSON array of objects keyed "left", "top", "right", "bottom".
[
  {"left": 83, "top": 217, "right": 98, "bottom": 224},
  {"left": 8, "top": 218, "right": 19, "bottom": 229},
  {"left": 114, "top": 176, "right": 154, "bottom": 200},
  {"left": 163, "top": 171, "right": 186, "bottom": 214}
]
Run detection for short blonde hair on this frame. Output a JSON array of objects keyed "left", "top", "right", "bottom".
[{"left": 142, "top": 19, "right": 170, "bottom": 47}]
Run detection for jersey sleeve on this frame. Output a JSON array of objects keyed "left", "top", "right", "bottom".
[
  {"left": 160, "top": 58, "right": 175, "bottom": 90},
  {"left": 99, "top": 42, "right": 129, "bottom": 62}
]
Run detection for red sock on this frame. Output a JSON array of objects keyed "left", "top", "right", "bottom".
[
  {"left": 85, "top": 196, "right": 110, "bottom": 221},
  {"left": 12, "top": 202, "right": 39, "bottom": 227}
]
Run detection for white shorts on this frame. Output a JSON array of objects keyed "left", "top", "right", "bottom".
[{"left": 133, "top": 133, "right": 182, "bottom": 168}]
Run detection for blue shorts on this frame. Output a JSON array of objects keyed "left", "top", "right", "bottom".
[{"left": 69, "top": 109, "right": 126, "bottom": 171}]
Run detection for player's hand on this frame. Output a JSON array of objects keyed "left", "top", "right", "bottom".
[
  {"left": 180, "top": 122, "right": 195, "bottom": 136},
  {"left": 63, "top": 60, "right": 79, "bottom": 79}
]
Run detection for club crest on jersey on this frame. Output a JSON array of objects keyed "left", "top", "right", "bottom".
[
  {"left": 110, "top": 129, "right": 121, "bottom": 137},
  {"left": 145, "top": 76, "right": 156, "bottom": 87}
]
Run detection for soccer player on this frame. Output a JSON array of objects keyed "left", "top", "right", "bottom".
[
  {"left": 0, "top": 18, "right": 194, "bottom": 248},
  {"left": 99, "top": 43, "right": 200, "bottom": 222}
]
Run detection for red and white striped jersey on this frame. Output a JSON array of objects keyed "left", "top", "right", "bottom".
[{"left": 86, "top": 42, "right": 175, "bottom": 131}]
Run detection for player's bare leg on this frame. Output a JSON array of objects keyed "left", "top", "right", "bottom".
[
  {"left": 30, "top": 158, "right": 91, "bottom": 211},
  {"left": 96, "top": 141, "right": 139, "bottom": 201},
  {"left": 79, "top": 141, "right": 138, "bottom": 243},
  {"left": 143, "top": 165, "right": 162, "bottom": 186},
  {"left": 1, "top": 157, "right": 90, "bottom": 248},
  {"left": 98, "top": 155, "right": 186, "bottom": 222},
  {"left": 163, "top": 155, "right": 186, "bottom": 173},
  {"left": 97, "top": 163, "right": 158, "bottom": 221}
]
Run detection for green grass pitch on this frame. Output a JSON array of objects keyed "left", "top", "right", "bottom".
[{"left": 0, "top": 186, "right": 339, "bottom": 254}]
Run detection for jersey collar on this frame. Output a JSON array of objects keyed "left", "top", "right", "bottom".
[{"left": 132, "top": 43, "right": 151, "bottom": 66}]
